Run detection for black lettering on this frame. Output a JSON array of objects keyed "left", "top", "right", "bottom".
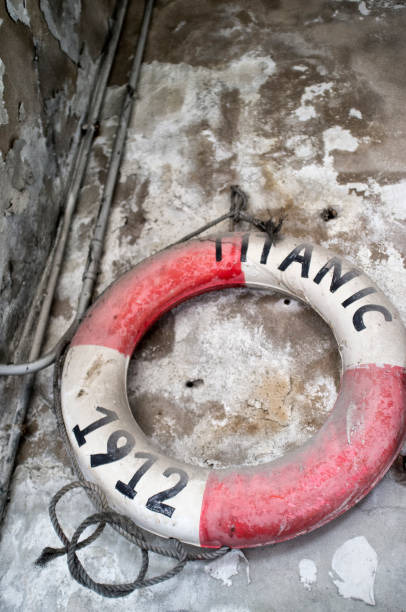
[
  {"left": 240, "top": 234, "right": 249, "bottom": 262},
  {"left": 215, "top": 238, "right": 222, "bottom": 262},
  {"left": 260, "top": 235, "right": 272, "bottom": 265},
  {"left": 278, "top": 244, "right": 313, "bottom": 278},
  {"left": 313, "top": 257, "right": 360, "bottom": 293},
  {"left": 73, "top": 406, "right": 118, "bottom": 447},
  {"left": 90, "top": 429, "right": 135, "bottom": 467},
  {"left": 353, "top": 304, "right": 392, "bottom": 331},
  {"left": 342, "top": 287, "right": 376, "bottom": 308},
  {"left": 146, "top": 467, "right": 189, "bottom": 518},
  {"left": 115, "top": 452, "right": 157, "bottom": 499}
]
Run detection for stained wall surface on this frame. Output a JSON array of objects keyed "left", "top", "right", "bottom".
[
  {"left": 0, "top": 0, "right": 115, "bottom": 360},
  {"left": 1, "top": 1, "right": 406, "bottom": 610}
]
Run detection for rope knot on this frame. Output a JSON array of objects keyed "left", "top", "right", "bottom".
[
  {"left": 229, "top": 185, "right": 285, "bottom": 243},
  {"left": 253, "top": 215, "right": 285, "bottom": 242},
  {"left": 230, "top": 185, "right": 248, "bottom": 225}
]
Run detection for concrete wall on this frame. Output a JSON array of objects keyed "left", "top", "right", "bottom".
[{"left": 0, "top": 0, "right": 115, "bottom": 361}]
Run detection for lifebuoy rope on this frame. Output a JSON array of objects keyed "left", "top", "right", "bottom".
[{"left": 35, "top": 187, "right": 280, "bottom": 597}]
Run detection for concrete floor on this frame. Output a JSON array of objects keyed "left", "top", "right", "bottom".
[{"left": 1, "top": 0, "right": 406, "bottom": 609}]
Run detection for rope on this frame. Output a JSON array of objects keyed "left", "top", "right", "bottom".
[
  {"left": 229, "top": 184, "right": 248, "bottom": 230},
  {"left": 35, "top": 481, "right": 108, "bottom": 566},
  {"left": 171, "top": 185, "right": 284, "bottom": 247},
  {"left": 36, "top": 185, "right": 284, "bottom": 597},
  {"left": 36, "top": 480, "right": 228, "bottom": 598}
]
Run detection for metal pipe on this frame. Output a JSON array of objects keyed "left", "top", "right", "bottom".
[{"left": 77, "top": 0, "right": 155, "bottom": 318}]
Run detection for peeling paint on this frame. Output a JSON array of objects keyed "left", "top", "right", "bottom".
[
  {"left": 0, "top": 59, "right": 8, "bottom": 126},
  {"left": 294, "top": 82, "right": 334, "bottom": 122},
  {"left": 295, "top": 104, "right": 317, "bottom": 121},
  {"left": 359, "top": 1, "right": 371, "bottom": 16},
  {"left": 299, "top": 559, "right": 318, "bottom": 591},
  {"left": 349, "top": 107, "right": 362, "bottom": 119},
  {"left": 205, "top": 550, "right": 250, "bottom": 587},
  {"left": 39, "top": 0, "right": 82, "bottom": 63},
  {"left": 346, "top": 401, "right": 364, "bottom": 445},
  {"left": 323, "top": 126, "right": 359, "bottom": 158},
  {"left": 0, "top": 0, "right": 113, "bottom": 368},
  {"left": 5, "top": 0, "right": 30, "bottom": 26},
  {"left": 330, "top": 536, "right": 377, "bottom": 606}
]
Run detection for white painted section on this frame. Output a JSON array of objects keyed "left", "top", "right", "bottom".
[
  {"left": 39, "top": 0, "right": 81, "bottom": 63},
  {"left": 61, "top": 345, "right": 209, "bottom": 545},
  {"left": 299, "top": 559, "right": 317, "bottom": 590},
  {"left": 242, "top": 234, "right": 406, "bottom": 370},
  {"left": 330, "top": 536, "right": 377, "bottom": 605},
  {"left": 205, "top": 550, "right": 250, "bottom": 586},
  {"left": 174, "top": 20, "right": 186, "bottom": 33}
]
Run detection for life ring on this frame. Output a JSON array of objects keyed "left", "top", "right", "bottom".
[{"left": 61, "top": 232, "right": 406, "bottom": 548}]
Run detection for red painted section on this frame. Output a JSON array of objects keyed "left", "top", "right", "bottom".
[
  {"left": 72, "top": 235, "right": 244, "bottom": 355},
  {"left": 199, "top": 364, "right": 406, "bottom": 548}
]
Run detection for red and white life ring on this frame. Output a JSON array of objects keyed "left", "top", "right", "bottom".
[{"left": 61, "top": 232, "right": 406, "bottom": 548}]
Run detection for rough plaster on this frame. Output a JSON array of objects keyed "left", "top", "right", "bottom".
[
  {"left": 39, "top": 0, "right": 82, "bottom": 64},
  {"left": 1, "top": 0, "right": 406, "bottom": 610},
  {"left": 0, "top": 0, "right": 115, "bottom": 364},
  {"left": 0, "top": 0, "right": 115, "bottom": 552}
]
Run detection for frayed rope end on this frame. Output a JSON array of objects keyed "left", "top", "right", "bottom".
[{"left": 35, "top": 546, "right": 66, "bottom": 567}]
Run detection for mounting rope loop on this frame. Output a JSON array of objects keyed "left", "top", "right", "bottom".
[{"left": 61, "top": 232, "right": 406, "bottom": 548}]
